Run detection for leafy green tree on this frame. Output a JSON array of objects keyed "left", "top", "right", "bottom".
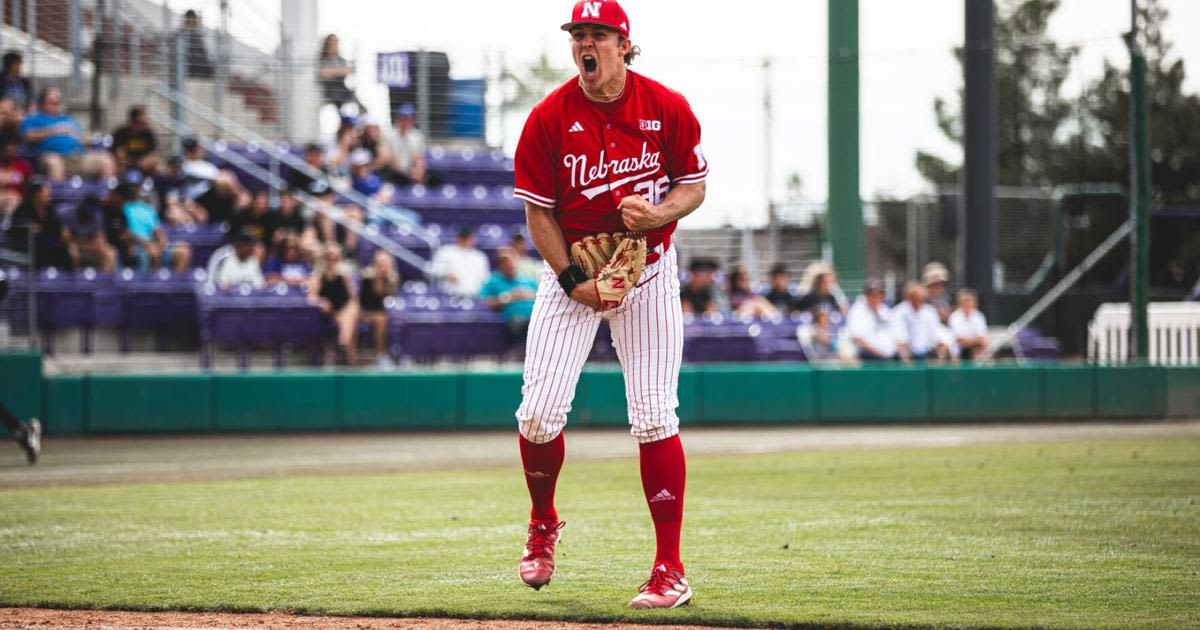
[
  {"left": 916, "top": 0, "right": 1077, "bottom": 187},
  {"left": 502, "top": 52, "right": 572, "bottom": 111},
  {"left": 1072, "top": 0, "right": 1200, "bottom": 204},
  {"left": 918, "top": 0, "right": 1200, "bottom": 205}
]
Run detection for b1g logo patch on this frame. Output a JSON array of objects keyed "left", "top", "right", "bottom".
[{"left": 639, "top": 119, "right": 661, "bottom": 131}]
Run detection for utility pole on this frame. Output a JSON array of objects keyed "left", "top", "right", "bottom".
[
  {"left": 1126, "top": 0, "right": 1150, "bottom": 361},
  {"left": 963, "top": 0, "right": 997, "bottom": 318}
]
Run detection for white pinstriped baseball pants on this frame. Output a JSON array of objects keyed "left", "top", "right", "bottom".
[{"left": 516, "top": 245, "right": 684, "bottom": 444}]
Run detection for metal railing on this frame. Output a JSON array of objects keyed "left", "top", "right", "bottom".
[
  {"left": 149, "top": 83, "right": 438, "bottom": 246},
  {"left": 981, "top": 219, "right": 1133, "bottom": 360},
  {"left": 144, "top": 107, "right": 433, "bottom": 275}
]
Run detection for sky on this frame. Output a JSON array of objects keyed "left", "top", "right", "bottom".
[{"left": 301, "top": 0, "right": 1200, "bottom": 229}]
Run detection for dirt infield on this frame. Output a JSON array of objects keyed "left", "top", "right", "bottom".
[
  {"left": 0, "top": 608, "right": 748, "bottom": 630},
  {"left": 2, "top": 420, "right": 1198, "bottom": 489}
]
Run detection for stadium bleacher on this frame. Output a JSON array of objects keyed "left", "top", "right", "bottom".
[{"left": 3, "top": 137, "right": 844, "bottom": 368}]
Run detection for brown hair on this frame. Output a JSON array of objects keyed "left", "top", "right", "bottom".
[
  {"left": 619, "top": 37, "right": 641, "bottom": 66},
  {"left": 319, "top": 34, "right": 340, "bottom": 61}
]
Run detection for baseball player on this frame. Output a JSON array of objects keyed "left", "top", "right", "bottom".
[
  {"left": 512, "top": 0, "right": 707, "bottom": 609},
  {"left": 0, "top": 273, "right": 41, "bottom": 465}
]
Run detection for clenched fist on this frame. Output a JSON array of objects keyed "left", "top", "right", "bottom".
[{"left": 618, "top": 195, "right": 664, "bottom": 232}]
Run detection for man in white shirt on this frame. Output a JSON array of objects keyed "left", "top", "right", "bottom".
[
  {"left": 430, "top": 225, "right": 490, "bottom": 297},
  {"left": 207, "top": 228, "right": 265, "bottom": 290},
  {"left": 383, "top": 103, "right": 429, "bottom": 185},
  {"left": 949, "top": 288, "right": 989, "bottom": 360},
  {"left": 890, "top": 281, "right": 952, "bottom": 361},
  {"left": 844, "top": 278, "right": 898, "bottom": 360}
]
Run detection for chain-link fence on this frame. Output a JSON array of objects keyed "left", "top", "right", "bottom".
[{"left": 866, "top": 187, "right": 1059, "bottom": 294}]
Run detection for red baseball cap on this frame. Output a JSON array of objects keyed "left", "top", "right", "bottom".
[{"left": 561, "top": 0, "right": 630, "bottom": 38}]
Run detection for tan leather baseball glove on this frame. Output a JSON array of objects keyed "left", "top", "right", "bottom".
[{"left": 570, "top": 232, "right": 647, "bottom": 310}]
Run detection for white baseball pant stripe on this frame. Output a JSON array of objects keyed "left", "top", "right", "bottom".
[{"left": 516, "top": 246, "right": 684, "bottom": 444}]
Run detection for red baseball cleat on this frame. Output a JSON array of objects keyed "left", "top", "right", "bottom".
[
  {"left": 628, "top": 563, "right": 692, "bottom": 609},
  {"left": 519, "top": 520, "right": 564, "bottom": 590}
]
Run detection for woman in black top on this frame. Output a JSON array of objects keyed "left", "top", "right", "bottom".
[
  {"left": 8, "top": 180, "right": 71, "bottom": 270},
  {"left": 358, "top": 249, "right": 399, "bottom": 369},
  {"left": 309, "top": 244, "right": 359, "bottom": 365},
  {"left": 796, "top": 263, "right": 848, "bottom": 317}
]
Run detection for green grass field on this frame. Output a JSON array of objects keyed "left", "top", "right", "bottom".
[{"left": 1, "top": 436, "right": 1197, "bottom": 629}]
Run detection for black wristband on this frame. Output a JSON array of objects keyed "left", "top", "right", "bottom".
[{"left": 557, "top": 264, "right": 589, "bottom": 296}]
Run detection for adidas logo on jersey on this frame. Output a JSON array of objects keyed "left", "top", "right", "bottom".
[
  {"left": 649, "top": 488, "right": 676, "bottom": 503},
  {"left": 569, "top": 121, "right": 585, "bottom": 133}
]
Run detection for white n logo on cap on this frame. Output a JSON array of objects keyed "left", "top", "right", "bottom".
[{"left": 581, "top": 2, "right": 601, "bottom": 18}]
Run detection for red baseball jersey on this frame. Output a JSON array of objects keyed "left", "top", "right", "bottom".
[{"left": 513, "top": 70, "right": 707, "bottom": 248}]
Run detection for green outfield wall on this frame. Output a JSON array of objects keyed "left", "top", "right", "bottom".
[{"left": 2, "top": 354, "right": 1195, "bottom": 435}]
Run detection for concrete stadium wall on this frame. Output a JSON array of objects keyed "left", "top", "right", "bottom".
[{"left": 3, "top": 358, "right": 1195, "bottom": 436}]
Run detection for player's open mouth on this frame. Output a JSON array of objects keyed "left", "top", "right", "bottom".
[{"left": 582, "top": 55, "right": 597, "bottom": 74}]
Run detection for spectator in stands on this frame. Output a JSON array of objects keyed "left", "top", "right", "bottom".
[
  {"left": 358, "top": 249, "right": 399, "bottom": 370},
  {"left": 231, "top": 190, "right": 274, "bottom": 247},
  {"left": 7, "top": 178, "right": 70, "bottom": 269},
  {"left": 727, "top": 266, "right": 777, "bottom": 318},
  {"left": 845, "top": 278, "right": 897, "bottom": 360},
  {"left": 349, "top": 148, "right": 386, "bottom": 200},
  {"left": 890, "top": 281, "right": 952, "bottom": 362},
  {"left": 175, "top": 10, "right": 215, "bottom": 79},
  {"left": 115, "top": 181, "right": 191, "bottom": 273},
  {"left": 289, "top": 143, "right": 328, "bottom": 193},
  {"left": 481, "top": 248, "right": 538, "bottom": 353},
  {"left": 949, "top": 288, "right": 989, "bottom": 360},
  {"left": 0, "top": 132, "right": 33, "bottom": 219},
  {"left": 324, "top": 124, "right": 357, "bottom": 179},
  {"left": 0, "top": 97, "right": 23, "bottom": 138},
  {"left": 111, "top": 106, "right": 159, "bottom": 174},
  {"left": 310, "top": 243, "right": 359, "bottom": 365},
  {"left": 922, "top": 261, "right": 953, "bottom": 323},
  {"left": 157, "top": 155, "right": 207, "bottom": 226},
  {"left": 21, "top": 88, "right": 116, "bottom": 182},
  {"left": 358, "top": 116, "right": 391, "bottom": 168},
  {"left": 207, "top": 227, "right": 265, "bottom": 290},
  {"left": 0, "top": 52, "right": 32, "bottom": 111},
  {"left": 101, "top": 185, "right": 132, "bottom": 267},
  {"left": 307, "top": 178, "right": 363, "bottom": 257},
  {"left": 431, "top": 225, "right": 490, "bottom": 297},
  {"left": 1190, "top": 267, "right": 1200, "bottom": 302},
  {"left": 762, "top": 262, "right": 798, "bottom": 313},
  {"left": 263, "top": 232, "right": 313, "bottom": 288},
  {"left": 64, "top": 195, "right": 117, "bottom": 273},
  {"left": 508, "top": 232, "right": 542, "bottom": 282},
  {"left": 799, "top": 308, "right": 838, "bottom": 362},
  {"left": 317, "top": 34, "right": 358, "bottom": 110},
  {"left": 383, "top": 103, "right": 433, "bottom": 186},
  {"left": 273, "top": 188, "right": 314, "bottom": 251},
  {"left": 796, "top": 262, "right": 848, "bottom": 317},
  {"left": 680, "top": 257, "right": 727, "bottom": 316},
  {"left": 180, "top": 137, "right": 241, "bottom": 225}
]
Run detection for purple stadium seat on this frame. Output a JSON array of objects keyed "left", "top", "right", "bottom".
[
  {"left": 166, "top": 224, "right": 228, "bottom": 267},
  {"left": 31, "top": 268, "right": 118, "bottom": 354},
  {"left": 1013, "top": 327, "right": 1060, "bottom": 360},
  {"left": 683, "top": 314, "right": 762, "bottom": 362},
  {"left": 386, "top": 307, "right": 508, "bottom": 361},
  {"left": 196, "top": 283, "right": 324, "bottom": 370}
]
